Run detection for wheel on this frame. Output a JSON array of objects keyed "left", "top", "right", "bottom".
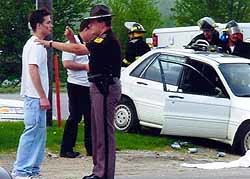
[
  {"left": 114, "top": 97, "right": 139, "bottom": 132},
  {"left": 233, "top": 123, "right": 250, "bottom": 155}
]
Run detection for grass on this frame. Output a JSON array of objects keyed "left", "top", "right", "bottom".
[
  {"left": 0, "top": 121, "right": 177, "bottom": 154},
  {"left": 0, "top": 86, "right": 21, "bottom": 93},
  {"left": 0, "top": 82, "right": 67, "bottom": 94}
]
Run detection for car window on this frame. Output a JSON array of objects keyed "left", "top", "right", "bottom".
[
  {"left": 142, "top": 54, "right": 184, "bottom": 86},
  {"left": 185, "top": 58, "right": 228, "bottom": 98},
  {"left": 130, "top": 53, "right": 159, "bottom": 77},
  {"left": 179, "top": 66, "right": 216, "bottom": 96},
  {"left": 160, "top": 61, "right": 183, "bottom": 86},
  {"left": 220, "top": 63, "right": 250, "bottom": 97},
  {"left": 143, "top": 59, "right": 161, "bottom": 82}
]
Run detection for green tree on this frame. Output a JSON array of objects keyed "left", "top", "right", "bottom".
[
  {"left": 53, "top": 0, "right": 95, "bottom": 41},
  {"left": 172, "top": 0, "right": 250, "bottom": 26},
  {"left": 106, "top": 0, "right": 163, "bottom": 54},
  {"left": 0, "top": 0, "right": 34, "bottom": 82},
  {"left": 0, "top": 0, "right": 95, "bottom": 83}
]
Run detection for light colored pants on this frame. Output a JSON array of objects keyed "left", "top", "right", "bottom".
[{"left": 12, "top": 96, "right": 46, "bottom": 177}]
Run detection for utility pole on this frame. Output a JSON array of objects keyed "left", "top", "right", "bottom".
[{"left": 36, "top": 0, "right": 53, "bottom": 126}]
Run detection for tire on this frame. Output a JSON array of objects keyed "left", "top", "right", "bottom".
[
  {"left": 114, "top": 97, "right": 139, "bottom": 132},
  {"left": 233, "top": 123, "right": 250, "bottom": 155}
]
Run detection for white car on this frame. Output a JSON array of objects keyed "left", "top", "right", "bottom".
[
  {"left": 0, "top": 99, "right": 24, "bottom": 120},
  {"left": 115, "top": 48, "right": 250, "bottom": 155}
]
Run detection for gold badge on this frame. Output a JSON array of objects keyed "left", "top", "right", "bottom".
[{"left": 94, "top": 37, "right": 104, "bottom": 43}]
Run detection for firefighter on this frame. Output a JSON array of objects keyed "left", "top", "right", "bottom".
[
  {"left": 225, "top": 20, "right": 250, "bottom": 59},
  {"left": 122, "top": 22, "right": 150, "bottom": 67},
  {"left": 188, "top": 17, "right": 225, "bottom": 50}
]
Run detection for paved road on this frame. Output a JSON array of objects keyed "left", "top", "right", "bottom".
[
  {"left": 1, "top": 150, "right": 250, "bottom": 179},
  {"left": 0, "top": 92, "right": 69, "bottom": 120}
]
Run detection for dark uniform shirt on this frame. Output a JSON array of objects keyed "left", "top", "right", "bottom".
[
  {"left": 124, "top": 37, "right": 150, "bottom": 66},
  {"left": 86, "top": 29, "right": 121, "bottom": 78},
  {"left": 226, "top": 41, "right": 250, "bottom": 59},
  {"left": 188, "top": 31, "right": 226, "bottom": 51}
]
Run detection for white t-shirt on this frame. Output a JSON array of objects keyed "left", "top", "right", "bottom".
[
  {"left": 62, "top": 35, "right": 90, "bottom": 87},
  {"left": 20, "top": 36, "right": 49, "bottom": 98}
]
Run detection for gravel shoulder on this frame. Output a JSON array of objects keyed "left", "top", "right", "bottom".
[{"left": 0, "top": 147, "right": 239, "bottom": 179}]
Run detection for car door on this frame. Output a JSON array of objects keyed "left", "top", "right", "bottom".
[
  {"left": 130, "top": 54, "right": 186, "bottom": 126},
  {"left": 129, "top": 54, "right": 166, "bottom": 126},
  {"left": 161, "top": 59, "right": 231, "bottom": 139}
]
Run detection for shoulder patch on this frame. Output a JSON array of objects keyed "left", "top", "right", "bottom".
[{"left": 94, "top": 37, "right": 104, "bottom": 43}]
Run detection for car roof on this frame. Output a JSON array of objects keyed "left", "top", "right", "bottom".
[{"left": 151, "top": 48, "right": 250, "bottom": 65}]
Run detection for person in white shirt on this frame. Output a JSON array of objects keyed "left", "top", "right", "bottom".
[
  {"left": 60, "top": 21, "right": 94, "bottom": 158},
  {"left": 12, "top": 9, "right": 53, "bottom": 179}
]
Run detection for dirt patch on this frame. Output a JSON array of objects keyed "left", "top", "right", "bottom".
[{"left": 0, "top": 147, "right": 239, "bottom": 179}]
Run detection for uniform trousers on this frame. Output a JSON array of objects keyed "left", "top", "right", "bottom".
[
  {"left": 90, "top": 80, "right": 121, "bottom": 179},
  {"left": 61, "top": 82, "right": 92, "bottom": 155}
]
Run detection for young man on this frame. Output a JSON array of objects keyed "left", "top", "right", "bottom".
[
  {"left": 60, "top": 21, "right": 93, "bottom": 158},
  {"left": 12, "top": 9, "right": 52, "bottom": 179}
]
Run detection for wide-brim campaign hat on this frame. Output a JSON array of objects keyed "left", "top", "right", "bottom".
[{"left": 84, "top": 4, "right": 113, "bottom": 20}]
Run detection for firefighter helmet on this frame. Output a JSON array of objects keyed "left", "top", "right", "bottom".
[
  {"left": 225, "top": 20, "right": 241, "bottom": 34},
  {"left": 128, "top": 23, "right": 146, "bottom": 34},
  {"left": 197, "top": 17, "right": 217, "bottom": 31}
]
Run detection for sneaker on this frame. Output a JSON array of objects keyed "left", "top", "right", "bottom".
[
  {"left": 30, "top": 174, "right": 42, "bottom": 179},
  {"left": 13, "top": 174, "right": 42, "bottom": 179},
  {"left": 60, "top": 151, "right": 80, "bottom": 158},
  {"left": 13, "top": 176, "right": 32, "bottom": 179}
]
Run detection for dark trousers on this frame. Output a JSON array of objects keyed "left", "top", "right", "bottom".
[
  {"left": 90, "top": 80, "right": 121, "bottom": 179},
  {"left": 61, "top": 82, "right": 92, "bottom": 155}
]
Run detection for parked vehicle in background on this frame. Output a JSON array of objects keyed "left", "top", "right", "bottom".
[
  {"left": 152, "top": 23, "right": 250, "bottom": 48},
  {"left": 114, "top": 47, "right": 250, "bottom": 155},
  {"left": 0, "top": 99, "right": 24, "bottom": 120}
]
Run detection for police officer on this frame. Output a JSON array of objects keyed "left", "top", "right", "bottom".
[
  {"left": 225, "top": 20, "right": 250, "bottom": 59},
  {"left": 188, "top": 17, "right": 224, "bottom": 49},
  {"left": 83, "top": 5, "right": 121, "bottom": 179},
  {"left": 35, "top": 4, "right": 121, "bottom": 179},
  {"left": 123, "top": 22, "right": 150, "bottom": 67}
]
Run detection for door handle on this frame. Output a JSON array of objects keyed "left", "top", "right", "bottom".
[
  {"left": 168, "top": 95, "right": 184, "bottom": 99},
  {"left": 137, "top": 81, "right": 148, "bottom": 85}
]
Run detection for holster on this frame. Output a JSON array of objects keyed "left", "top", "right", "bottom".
[
  {"left": 95, "top": 80, "right": 109, "bottom": 96},
  {"left": 88, "top": 73, "right": 116, "bottom": 96}
]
